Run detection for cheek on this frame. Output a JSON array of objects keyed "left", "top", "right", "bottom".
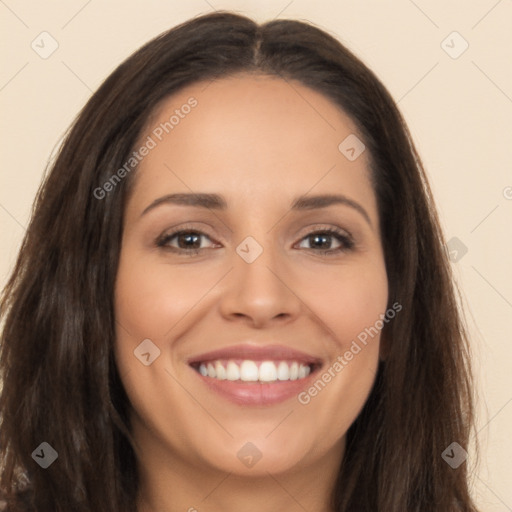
[
  {"left": 300, "top": 259, "right": 388, "bottom": 346},
  {"left": 114, "top": 253, "right": 212, "bottom": 342},
  {"left": 292, "top": 260, "right": 387, "bottom": 437}
]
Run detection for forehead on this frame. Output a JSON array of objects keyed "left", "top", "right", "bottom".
[{"left": 127, "top": 73, "right": 375, "bottom": 219}]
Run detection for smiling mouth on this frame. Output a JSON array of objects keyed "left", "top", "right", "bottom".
[
  {"left": 187, "top": 343, "right": 323, "bottom": 405},
  {"left": 190, "top": 359, "right": 319, "bottom": 383}
]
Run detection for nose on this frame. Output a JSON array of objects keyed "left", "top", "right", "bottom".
[{"left": 218, "top": 238, "right": 302, "bottom": 328}]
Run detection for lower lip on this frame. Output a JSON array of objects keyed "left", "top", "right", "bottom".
[{"left": 191, "top": 367, "right": 319, "bottom": 406}]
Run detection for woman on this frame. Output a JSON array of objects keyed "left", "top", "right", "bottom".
[{"left": 0, "top": 11, "right": 479, "bottom": 512}]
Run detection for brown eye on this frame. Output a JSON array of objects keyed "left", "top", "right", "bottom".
[
  {"left": 156, "top": 229, "right": 217, "bottom": 255},
  {"left": 296, "top": 229, "right": 354, "bottom": 255}
]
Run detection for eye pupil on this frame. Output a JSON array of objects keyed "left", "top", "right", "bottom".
[
  {"left": 310, "top": 234, "right": 330, "bottom": 249},
  {"left": 178, "top": 232, "right": 201, "bottom": 249}
]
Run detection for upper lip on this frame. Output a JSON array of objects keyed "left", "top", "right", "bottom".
[{"left": 187, "top": 343, "right": 323, "bottom": 366}]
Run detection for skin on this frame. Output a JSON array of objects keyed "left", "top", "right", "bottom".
[{"left": 114, "top": 73, "right": 389, "bottom": 512}]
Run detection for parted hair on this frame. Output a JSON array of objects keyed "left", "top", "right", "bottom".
[{"left": 0, "top": 11, "right": 479, "bottom": 511}]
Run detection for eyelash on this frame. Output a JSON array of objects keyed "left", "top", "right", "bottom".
[{"left": 155, "top": 224, "right": 355, "bottom": 257}]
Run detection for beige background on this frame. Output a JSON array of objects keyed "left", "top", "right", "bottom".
[{"left": 1, "top": 0, "right": 511, "bottom": 509}]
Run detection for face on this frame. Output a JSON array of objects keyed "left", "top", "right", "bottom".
[{"left": 114, "top": 74, "right": 388, "bottom": 479}]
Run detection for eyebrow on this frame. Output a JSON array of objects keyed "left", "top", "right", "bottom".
[{"left": 140, "top": 192, "right": 372, "bottom": 227}]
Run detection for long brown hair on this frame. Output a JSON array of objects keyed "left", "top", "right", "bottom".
[{"left": 0, "top": 11, "right": 479, "bottom": 511}]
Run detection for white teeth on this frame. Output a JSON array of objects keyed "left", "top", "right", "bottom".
[
  {"left": 240, "top": 360, "right": 259, "bottom": 381},
  {"left": 259, "top": 361, "right": 278, "bottom": 382},
  {"left": 226, "top": 361, "right": 240, "bottom": 381},
  {"left": 196, "top": 359, "right": 312, "bottom": 382},
  {"left": 290, "top": 362, "right": 299, "bottom": 380},
  {"left": 277, "top": 361, "right": 290, "bottom": 380},
  {"left": 298, "top": 364, "right": 308, "bottom": 379},
  {"left": 215, "top": 361, "right": 227, "bottom": 380}
]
